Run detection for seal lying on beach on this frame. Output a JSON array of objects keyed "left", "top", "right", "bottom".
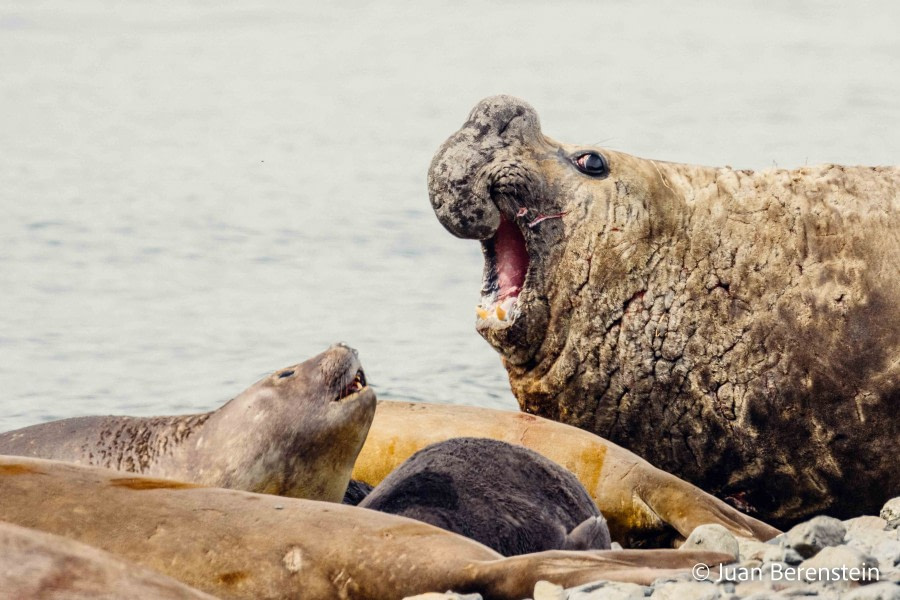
[
  {"left": 359, "top": 437, "right": 611, "bottom": 555},
  {"left": 427, "top": 95, "right": 900, "bottom": 526},
  {"left": 0, "top": 456, "right": 733, "bottom": 600},
  {"left": 0, "top": 344, "right": 375, "bottom": 503},
  {"left": 354, "top": 401, "right": 779, "bottom": 547},
  {"left": 0, "top": 521, "right": 217, "bottom": 600}
]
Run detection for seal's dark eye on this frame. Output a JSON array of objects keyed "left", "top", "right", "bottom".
[
  {"left": 278, "top": 370, "right": 295, "bottom": 379},
  {"left": 573, "top": 152, "right": 609, "bottom": 178}
]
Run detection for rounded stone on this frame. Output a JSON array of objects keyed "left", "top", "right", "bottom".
[
  {"left": 843, "top": 581, "right": 900, "bottom": 600},
  {"left": 680, "top": 524, "right": 740, "bottom": 559},
  {"left": 782, "top": 516, "right": 847, "bottom": 558},
  {"left": 737, "top": 539, "right": 770, "bottom": 561},
  {"left": 882, "top": 498, "right": 900, "bottom": 529},
  {"left": 648, "top": 581, "right": 720, "bottom": 599},
  {"left": 798, "top": 545, "right": 879, "bottom": 590},
  {"left": 872, "top": 539, "right": 900, "bottom": 569},
  {"left": 533, "top": 580, "right": 565, "bottom": 600},
  {"left": 761, "top": 545, "right": 804, "bottom": 565},
  {"left": 567, "top": 580, "right": 647, "bottom": 600}
]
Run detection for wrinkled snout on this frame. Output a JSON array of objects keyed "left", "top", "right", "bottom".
[{"left": 428, "top": 95, "right": 542, "bottom": 240}]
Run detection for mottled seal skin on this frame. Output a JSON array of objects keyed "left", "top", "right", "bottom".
[
  {"left": 0, "top": 456, "right": 734, "bottom": 600},
  {"left": 360, "top": 437, "right": 611, "bottom": 556},
  {"left": 354, "top": 400, "right": 779, "bottom": 547},
  {"left": 428, "top": 98, "right": 900, "bottom": 527},
  {"left": 0, "top": 344, "right": 375, "bottom": 503},
  {"left": 0, "top": 521, "right": 217, "bottom": 600}
]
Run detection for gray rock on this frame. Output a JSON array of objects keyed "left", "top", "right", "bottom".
[
  {"left": 731, "top": 579, "right": 775, "bottom": 597},
  {"left": 845, "top": 516, "right": 895, "bottom": 554},
  {"left": 846, "top": 516, "right": 890, "bottom": 536},
  {"left": 882, "top": 498, "right": 900, "bottom": 529},
  {"left": 798, "top": 545, "right": 879, "bottom": 590},
  {"left": 843, "top": 581, "right": 900, "bottom": 600},
  {"left": 649, "top": 581, "right": 720, "bottom": 599},
  {"left": 533, "top": 580, "right": 565, "bottom": 600},
  {"left": 738, "top": 539, "right": 771, "bottom": 561},
  {"left": 567, "top": 580, "right": 647, "bottom": 600},
  {"left": 760, "top": 559, "right": 784, "bottom": 574},
  {"left": 872, "top": 539, "right": 900, "bottom": 569},
  {"left": 650, "top": 572, "right": 698, "bottom": 587},
  {"left": 762, "top": 545, "right": 805, "bottom": 565},
  {"left": 681, "top": 524, "right": 740, "bottom": 559},
  {"left": 782, "top": 516, "right": 847, "bottom": 558},
  {"left": 777, "top": 588, "right": 824, "bottom": 597}
]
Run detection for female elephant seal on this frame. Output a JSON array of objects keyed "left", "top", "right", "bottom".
[
  {"left": 0, "top": 456, "right": 733, "bottom": 600},
  {"left": 354, "top": 400, "right": 779, "bottom": 547},
  {"left": 0, "top": 521, "right": 217, "bottom": 600},
  {"left": 359, "top": 437, "right": 612, "bottom": 555},
  {"left": 0, "top": 343, "right": 375, "bottom": 503},
  {"left": 428, "top": 96, "right": 900, "bottom": 527}
]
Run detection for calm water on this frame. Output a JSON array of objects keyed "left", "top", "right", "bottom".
[{"left": 1, "top": 1, "right": 898, "bottom": 431}]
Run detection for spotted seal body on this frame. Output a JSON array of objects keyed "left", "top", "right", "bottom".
[
  {"left": 359, "top": 437, "right": 611, "bottom": 555},
  {"left": 0, "top": 456, "right": 734, "bottom": 600},
  {"left": 0, "top": 344, "right": 375, "bottom": 502},
  {"left": 427, "top": 96, "right": 900, "bottom": 526}
]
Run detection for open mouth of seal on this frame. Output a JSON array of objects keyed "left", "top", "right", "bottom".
[
  {"left": 477, "top": 216, "right": 530, "bottom": 327},
  {"left": 335, "top": 368, "right": 367, "bottom": 402}
]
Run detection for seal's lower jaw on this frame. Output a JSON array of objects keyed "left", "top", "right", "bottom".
[
  {"left": 477, "top": 217, "right": 528, "bottom": 323},
  {"left": 336, "top": 387, "right": 375, "bottom": 409},
  {"left": 475, "top": 216, "right": 544, "bottom": 365}
]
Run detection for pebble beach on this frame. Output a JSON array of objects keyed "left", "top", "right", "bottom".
[{"left": 408, "top": 498, "right": 900, "bottom": 600}]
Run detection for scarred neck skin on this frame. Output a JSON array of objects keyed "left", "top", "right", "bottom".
[
  {"left": 428, "top": 95, "right": 900, "bottom": 527},
  {"left": 507, "top": 160, "right": 900, "bottom": 526}
]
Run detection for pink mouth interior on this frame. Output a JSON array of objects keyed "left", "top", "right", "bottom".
[{"left": 494, "top": 217, "right": 529, "bottom": 300}]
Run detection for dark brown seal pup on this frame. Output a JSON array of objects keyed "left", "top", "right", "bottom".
[
  {"left": 0, "top": 456, "right": 735, "bottom": 600},
  {"left": 359, "top": 437, "right": 611, "bottom": 556},
  {"left": 353, "top": 401, "right": 780, "bottom": 547},
  {"left": 427, "top": 95, "right": 900, "bottom": 527},
  {"left": 343, "top": 479, "right": 374, "bottom": 505},
  {"left": 0, "top": 343, "right": 375, "bottom": 502}
]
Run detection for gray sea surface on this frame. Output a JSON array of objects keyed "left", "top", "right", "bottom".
[{"left": 1, "top": 1, "right": 898, "bottom": 431}]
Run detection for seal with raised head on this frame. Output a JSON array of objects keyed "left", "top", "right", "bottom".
[
  {"left": 353, "top": 400, "right": 779, "bottom": 547},
  {"left": 0, "top": 456, "right": 734, "bottom": 600},
  {"left": 359, "top": 437, "right": 611, "bottom": 556},
  {"left": 0, "top": 343, "right": 375, "bottom": 503},
  {"left": 428, "top": 95, "right": 900, "bottom": 527}
]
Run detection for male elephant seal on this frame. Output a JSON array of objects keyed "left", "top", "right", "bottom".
[
  {"left": 0, "top": 343, "right": 374, "bottom": 503},
  {"left": 428, "top": 96, "right": 900, "bottom": 527},
  {"left": 0, "top": 456, "right": 734, "bottom": 600},
  {"left": 0, "top": 521, "right": 217, "bottom": 600},
  {"left": 354, "top": 400, "right": 779, "bottom": 547},
  {"left": 359, "top": 437, "right": 611, "bottom": 555}
]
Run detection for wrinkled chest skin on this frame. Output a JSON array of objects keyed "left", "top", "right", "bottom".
[{"left": 428, "top": 95, "right": 900, "bottom": 528}]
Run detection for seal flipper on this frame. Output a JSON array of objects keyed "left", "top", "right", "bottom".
[{"left": 563, "top": 515, "right": 611, "bottom": 550}]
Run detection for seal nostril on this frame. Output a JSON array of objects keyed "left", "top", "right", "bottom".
[{"left": 278, "top": 370, "right": 295, "bottom": 379}]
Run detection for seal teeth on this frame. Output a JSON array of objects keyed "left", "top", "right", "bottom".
[
  {"left": 496, "top": 305, "right": 507, "bottom": 321},
  {"left": 476, "top": 307, "right": 489, "bottom": 320},
  {"left": 336, "top": 369, "right": 367, "bottom": 401}
]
